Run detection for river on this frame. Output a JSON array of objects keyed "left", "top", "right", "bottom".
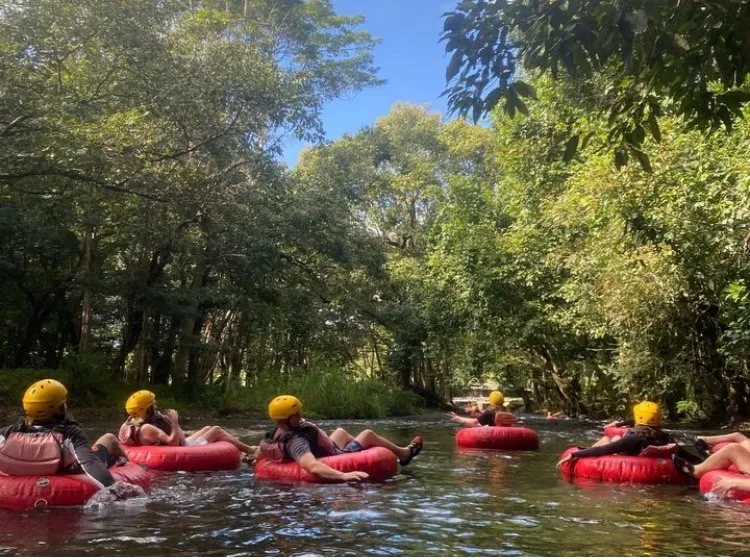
[{"left": 1, "top": 414, "right": 749, "bottom": 555}]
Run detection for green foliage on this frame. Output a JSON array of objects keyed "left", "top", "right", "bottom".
[
  {"left": 0, "top": 0, "right": 390, "bottom": 401},
  {"left": 441, "top": 0, "right": 750, "bottom": 169},
  {"left": 231, "top": 367, "right": 418, "bottom": 419},
  {"left": 0, "top": 366, "right": 416, "bottom": 420}
]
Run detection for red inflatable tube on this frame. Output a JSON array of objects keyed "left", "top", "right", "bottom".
[
  {"left": 123, "top": 441, "right": 241, "bottom": 472},
  {"left": 254, "top": 446, "right": 398, "bottom": 483},
  {"left": 456, "top": 426, "right": 539, "bottom": 451},
  {"left": 699, "top": 470, "right": 750, "bottom": 502},
  {"left": 559, "top": 446, "right": 690, "bottom": 484},
  {"left": 0, "top": 463, "right": 152, "bottom": 510},
  {"left": 603, "top": 426, "right": 628, "bottom": 438}
]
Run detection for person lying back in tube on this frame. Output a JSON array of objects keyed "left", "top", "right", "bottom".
[
  {"left": 0, "top": 379, "right": 140, "bottom": 499},
  {"left": 673, "top": 438, "right": 750, "bottom": 497},
  {"left": 255, "top": 395, "right": 424, "bottom": 482},
  {"left": 118, "top": 390, "right": 256, "bottom": 457},
  {"left": 450, "top": 391, "right": 517, "bottom": 427},
  {"left": 556, "top": 401, "right": 702, "bottom": 468}
]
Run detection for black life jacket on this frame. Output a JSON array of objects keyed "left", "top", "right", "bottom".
[
  {"left": 258, "top": 420, "right": 335, "bottom": 462},
  {"left": 478, "top": 406, "right": 502, "bottom": 426}
]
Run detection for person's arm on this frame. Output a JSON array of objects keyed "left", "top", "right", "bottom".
[
  {"left": 285, "top": 435, "right": 367, "bottom": 482},
  {"left": 66, "top": 425, "right": 115, "bottom": 488},
  {"left": 571, "top": 435, "right": 642, "bottom": 458},
  {"left": 162, "top": 410, "right": 185, "bottom": 445},
  {"left": 296, "top": 452, "right": 368, "bottom": 482},
  {"left": 139, "top": 424, "right": 182, "bottom": 446},
  {"left": 449, "top": 412, "right": 479, "bottom": 426}
]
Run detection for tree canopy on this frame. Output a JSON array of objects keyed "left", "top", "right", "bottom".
[
  {"left": 441, "top": 0, "right": 750, "bottom": 169},
  {"left": 3, "top": 0, "right": 750, "bottom": 423}
]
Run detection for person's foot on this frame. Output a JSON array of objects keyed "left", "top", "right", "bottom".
[
  {"left": 672, "top": 454, "right": 696, "bottom": 478},
  {"left": 694, "top": 437, "right": 710, "bottom": 458},
  {"left": 399, "top": 436, "right": 423, "bottom": 466}
]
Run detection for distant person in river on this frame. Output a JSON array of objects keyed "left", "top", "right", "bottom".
[
  {"left": 673, "top": 442, "right": 750, "bottom": 496},
  {"left": 255, "top": 395, "right": 424, "bottom": 482},
  {"left": 118, "top": 390, "right": 255, "bottom": 456},
  {"left": 556, "top": 401, "right": 702, "bottom": 468},
  {"left": 450, "top": 391, "right": 516, "bottom": 427},
  {"left": 0, "top": 379, "right": 140, "bottom": 499}
]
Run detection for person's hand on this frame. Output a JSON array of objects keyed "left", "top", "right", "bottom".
[
  {"left": 164, "top": 409, "right": 179, "bottom": 424},
  {"left": 556, "top": 454, "right": 574, "bottom": 469},
  {"left": 341, "top": 471, "right": 369, "bottom": 483},
  {"left": 108, "top": 481, "right": 144, "bottom": 500},
  {"left": 710, "top": 477, "right": 738, "bottom": 498}
]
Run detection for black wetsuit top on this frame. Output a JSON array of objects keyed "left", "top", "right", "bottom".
[
  {"left": 477, "top": 406, "right": 503, "bottom": 426},
  {"left": 572, "top": 425, "right": 701, "bottom": 463}
]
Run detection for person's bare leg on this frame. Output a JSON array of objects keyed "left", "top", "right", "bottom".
[
  {"left": 693, "top": 443, "right": 750, "bottom": 477},
  {"left": 329, "top": 428, "right": 355, "bottom": 449},
  {"left": 188, "top": 425, "right": 213, "bottom": 439},
  {"left": 94, "top": 433, "right": 128, "bottom": 459},
  {"left": 699, "top": 432, "right": 749, "bottom": 446},
  {"left": 354, "top": 429, "right": 413, "bottom": 461},
  {"left": 199, "top": 426, "right": 255, "bottom": 455}
]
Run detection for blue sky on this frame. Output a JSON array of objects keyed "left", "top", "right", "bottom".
[{"left": 282, "top": 0, "right": 456, "bottom": 166}]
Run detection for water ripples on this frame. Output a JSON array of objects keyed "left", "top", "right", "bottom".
[{"left": 0, "top": 416, "right": 748, "bottom": 555}]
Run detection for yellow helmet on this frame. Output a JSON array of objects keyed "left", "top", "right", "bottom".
[
  {"left": 633, "top": 401, "right": 661, "bottom": 427},
  {"left": 23, "top": 379, "right": 68, "bottom": 422},
  {"left": 268, "top": 395, "right": 302, "bottom": 422},
  {"left": 125, "top": 390, "right": 156, "bottom": 419},
  {"left": 489, "top": 391, "right": 505, "bottom": 407}
]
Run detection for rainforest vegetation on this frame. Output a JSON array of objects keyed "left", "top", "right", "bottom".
[{"left": 3, "top": 0, "right": 750, "bottom": 422}]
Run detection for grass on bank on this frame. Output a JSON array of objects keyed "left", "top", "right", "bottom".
[{"left": 0, "top": 362, "right": 420, "bottom": 420}]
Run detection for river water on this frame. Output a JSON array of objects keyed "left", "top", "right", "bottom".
[{"left": 1, "top": 414, "right": 750, "bottom": 556}]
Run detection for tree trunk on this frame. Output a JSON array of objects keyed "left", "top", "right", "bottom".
[{"left": 79, "top": 225, "right": 94, "bottom": 353}]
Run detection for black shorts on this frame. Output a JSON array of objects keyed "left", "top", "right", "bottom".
[
  {"left": 93, "top": 444, "right": 117, "bottom": 468},
  {"left": 60, "top": 444, "right": 116, "bottom": 475},
  {"left": 332, "top": 440, "right": 364, "bottom": 455}
]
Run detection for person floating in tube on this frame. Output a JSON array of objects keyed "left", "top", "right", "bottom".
[
  {"left": 118, "top": 390, "right": 256, "bottom": 457},
  {"left": 0, "top": 379, "right": 140, "bottom": 499},
  {"left": 450, "top": 391, "right": 516, "bottom": 427},
  {"left": 556, "top": 401, "right": 701, "bottom": 469},
  {"left": 254, "top": 395, "right": 423, "bottom": 482},
  {"left": 673, "top": 441, "right": 750, "bottom": 497}
]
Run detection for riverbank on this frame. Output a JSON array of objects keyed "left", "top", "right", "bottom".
[{"left": 0, "top": 368, "right": 420, "bottom": 424}]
